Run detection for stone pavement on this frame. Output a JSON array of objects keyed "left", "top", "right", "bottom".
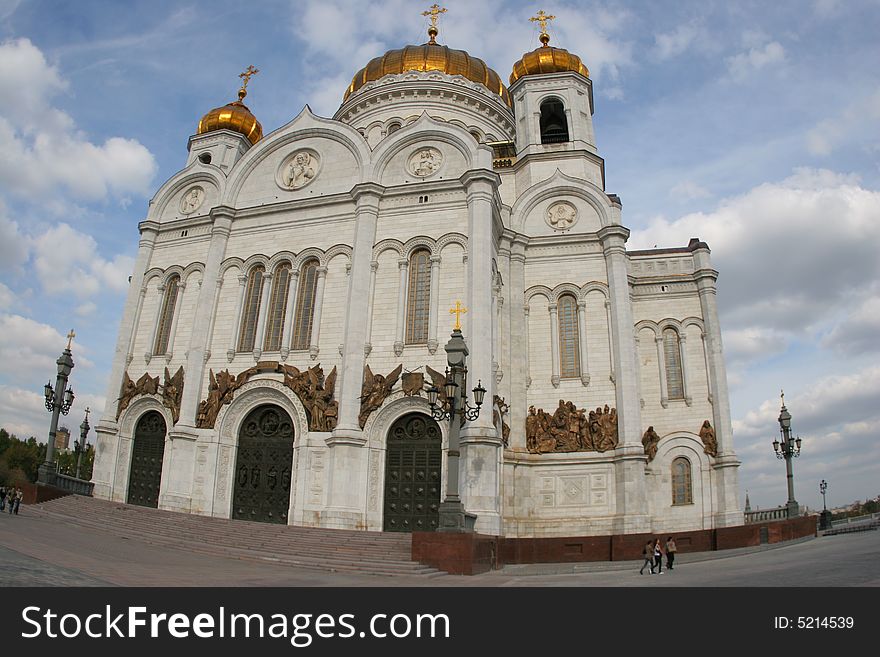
[{"left": 1, "top": 504, "right": 878, "bottom": 587}]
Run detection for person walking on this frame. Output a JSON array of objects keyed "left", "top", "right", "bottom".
[
  {"left": 666, "top": 536, "right": 677, "bottom": 571},
  {"left": 13, "top": 488, "right": 22, "bottom": 515},
  {"left": 653, "top": 538, "right": 663, "bottom": 574},
  {"left": 0, "top": 485, "right": 7, "bottom": 512},
  {"left": 639, "top": 540, "right": 654, "bottom": 574}
]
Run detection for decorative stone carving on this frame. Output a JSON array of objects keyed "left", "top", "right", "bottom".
[
  {"left": 425, "top": 365, "right": 448, "bottom": 405},
  {"left": 117, "top": 371, "right": 160, "bottom": 419},
  {"left": 359, "top": 364, "right": 403, "bottom": 428},
  {"left": 280, "top": 363, "right": 338, "bottom": 431},
  {"left": 493, "top": 395, "right": 510, "bottom": 447},
  {"left": 401, "top": 371, "right": 425, "bottom": 397},
  {"left": 546, "top": 202, "right": 578, "bottom": 231},
  {"left": 179, "top": 186, "right": 205, "bottom": 215},
  {"left": 162, "top": 366, "right": 185, "bottom": 424},
  {"left": 526, "top": 401, "right": 618, "bottom": 454},
  {"left": 642, "top": 426, "right": 661, "bottom": 462},
  {"left": 699, "top": 419, "right": 718, "bottom": 457},
  {"left": 279, "top": 150, "right": 319, "bottom": 190},
  {"left": 196, "top": 367, "right": 259, "bottom": 429},
  {"left": 408, "top": 147, "right": 443, "bottom": 178}
]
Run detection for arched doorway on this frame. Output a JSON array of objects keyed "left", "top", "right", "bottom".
[
  {"left": 232, "top": 404, "right": 294, "bottom": 524},
  {"left": 383, "top": 413, "right": 442, "bottom": 532},
  {"left": 127, "top": 410, "right": 167, "bottom": 508}
]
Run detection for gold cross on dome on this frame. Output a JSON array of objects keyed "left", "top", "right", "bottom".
[
  {"left": 422, "top": 3, "right": 447, "bottom": 29},
  {"left": 530, "top": 9, "right": 556, "bottom": 38},
  {"left": 239, "top": 65, "right": 259, "bottom": 90},
  {"left": 66, "top": 329, "right": 76, "bottom": 350},
  {"left": 450, "top": 301, "right": 467, "bottom": 331}
]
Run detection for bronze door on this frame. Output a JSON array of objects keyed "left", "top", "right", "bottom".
[
  {"left": 232, "top": 405, "right": 294, "bottom": 524},
  {"left": 127, "top": 411, "right": 166, "bottom": 508},
  {"left": 383, "top": 413, "right": 442, "bottom": 532}
]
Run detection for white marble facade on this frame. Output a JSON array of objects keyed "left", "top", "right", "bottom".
[{"left": 92, "top": 51, "right": 741, "bottom": 537}]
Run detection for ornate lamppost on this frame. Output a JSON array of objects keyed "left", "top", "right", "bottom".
[
  {"left": 819, "top": 479, "right": 832, "bottom": 530},
  {"left": 427, "top": 302, "right": 487, "bottom": 532},
  {"left": 39, "top": 330, "right": 76, "bottom": 485},
  {"left": 75, "top": 407, "right": 90, "bottom": 480},
  {"left": 772, "top": 390, "right": 801, "bottom": 518}
]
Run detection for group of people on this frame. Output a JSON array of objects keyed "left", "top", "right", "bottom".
[
  {"left": 0, "top": 486, "right": 23, "bottom": 515},
  {"left": 640, "top": 537, "right": 677, "bottom": 574}
]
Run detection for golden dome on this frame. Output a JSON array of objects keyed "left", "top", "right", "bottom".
[
  {"left": 509, "top": 33, "right": 590, "bottom": 85},
  {"left": 197, "top": 88, "right": 262, "bottom": 145},
  {"left": 343, "top": 40, "right": 511, "bottom": 107}
]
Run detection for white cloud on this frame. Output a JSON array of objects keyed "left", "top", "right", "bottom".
[
  {"left": 31, "top": 222, "right": 134, "bottom": 299},
  {"left": 806, "top": 87, "right": 880, "bottom": 156},
  {"left": 0, "top": 384, "right": 105, "bottom": 444},
  {"left": 0, "top": 282, "right": 14, "bottom": 310},
  {"left": 0, "top": 314, "right": 94, "bottom": 377},
  {"left": 670, "top": 180, "right": 711, "bottom": 201},
  {"left": 0, "top": 38, "right": 157, "bottom": 201},
  {"left": 821, "top": 294, "right": 880, "bottom": 356},
  {"left": 75, "top": 301, "right": 98, "bottom": 317},
  {"left": 654, "top": 22, "right": 702, "bottom": 60},
  {"left": 0, "top": 212, "right": 28, "bottom": 271},
  {"left": 726, "top": 40, "right": 785, "bottom": 80}
]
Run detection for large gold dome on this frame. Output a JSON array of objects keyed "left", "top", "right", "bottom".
[
  {"left": 344, "top": 42, "right": 511, "bottom": 107},
  {"left": 510, "top": 34, "right": 589, "bottom": 85},
  {"left": 197, "top": 89, "right": 263, "bottom": 145}
]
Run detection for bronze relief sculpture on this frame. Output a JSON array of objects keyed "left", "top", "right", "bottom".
[
  {"left": 162, "top": 366, "right": 185, "bottom": 424},
  {"left": 359, "top": 364, "right": 403, "bottom": 428},
  {"left": 642, "top": 426, "right": 660, "bottom": 461},
  {"left": 699, "top": 419, "right": 718, "bottom": 457},
  {"left": 525, "top": 400, "right": 619, "bottom": 454},
  {"left": 116, "top": 371, "right": 160, "bottom": 419},
  {"left": 281, "top": 363, "right": 338, "bottom": 431}
]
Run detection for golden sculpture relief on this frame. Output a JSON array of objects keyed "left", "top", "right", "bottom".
[{"left": 525, "top": 401, "right": 618, "bottom": 454}]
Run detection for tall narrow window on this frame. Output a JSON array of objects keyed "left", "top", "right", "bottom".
[
  {"left": 263, "top": 262, "right": 291, "bottom": 352},
  {"left": 558, "top": 294, "right": 580, "bottom": 378},
  {"left": 540, "top": 98, "right": 569, "bottom": 144},
  {"left": 292, "top": 259, "right": 319, "bottom": 351},
  {"left": 672, "top": 457, "right": 693, "bottom": 505},
  {"left": 154, "top": 275, "right": 180, "bottom": 355},
  {"left": 405, "top": 249, "right": 431, "bottom": 344},
  {"left": 237, "top": 265, "right": 265, "bottom": 352},
  {"left": 663, "top": 327, "right": 684, "bottom": 399}
]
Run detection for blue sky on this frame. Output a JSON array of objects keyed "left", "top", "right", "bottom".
[{"left": 1, "top": 0, "right": 878, "bottom": 512}]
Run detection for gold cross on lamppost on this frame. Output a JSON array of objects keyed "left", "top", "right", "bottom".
[
  {"left": 422, "top": 3, "right": 447, "bottom": 43},
  {"left": 450, "top": 301, "right": 467, "bottom": 331},
  {"left": 529, "top": 9, "right": 556, "bottom": 45},
  {"left": 66, "top": 329, "right": 76, "bottom": 350}
]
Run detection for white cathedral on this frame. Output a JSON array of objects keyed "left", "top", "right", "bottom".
[{"left": 92, "top": 13, "right": 742, "bottom": 538}]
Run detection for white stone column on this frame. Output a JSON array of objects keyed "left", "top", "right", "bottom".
[
  {"left": 364, "top": 260, "right": 378, "bottom": 356},
  {"left": 280, "top": 270, "right": 299, "bottom": 361},
  {"left": 94, "top": 221, "right": 159, "bottom": 501},
  {"left": 605, "top": 298, "right": 615, "bottom": 382},
  {"left": 598, "top": 222, "right": 648, "bottom": 534},
  {"left": 308, "top": 266, "right": 328, "bottom": 360},
  {"left": 126, "top": 285, "right": 147, "bottom": 366},
  {"left": 548, "top": 302, "right": 560, "bottom": 387},
  {"left": 524, "top": 304, "right": 532, "bottom": 388},
  {"left": 427, "top": 254, "right": 441, "bottom": 354},
  {"left": 203, "top": 277, "right": 223, "bottom": 362},
  {"left": 163, "top": 280, "right": 186, "bottom": 362},
  {"left": 679, "top": 333, "right": 693, "bottom": 406},
  {"left": 227, "top": 274, "right": 248, "bottom": 361},
  {"left": 701, "top": 331, "right": 713, "bottom": 403},
  {"left": 459, "top": 168, "right": 501, "bottom": 535},
  {"left": 508, "top": 241, "right": 527, "bottom": 449},
  {"left": 326, "top": 183, "right": 384, "bottom": 530},
  {"left": 691, "top": 242, "right": 741, "bottom": 526},
  {"left": 144, "top": 284, "right": 164, "bottom": 363},
  {"left": 656, "top": 334, "right": 669, "bottom": 408},
  {"left": 576, "top": 299, "right": 590, "bottom": 386},
  {"left": 394, "top": 258, "right": 408, "bottom": 356},
  {"left": 252, "top": 272, "right": 273, "bottom": 361},
  {"left": 494, "top": 293, "right": 504, "bottom": 383}
]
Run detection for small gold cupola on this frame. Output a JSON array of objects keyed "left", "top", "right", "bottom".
[
  {"left": 197, "top": 65, "right": 263, "bottom": 145},
  {"left": 510, "top": 10, "right": 590, "bottom": 84}
]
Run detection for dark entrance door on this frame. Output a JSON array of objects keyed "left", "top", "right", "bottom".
[
  {"left": 127, "top": 411, "right": 166, "bottom": 508},
  {"left": 232, "top": 404, "right": 294, "bottom": 524},
  {"left": 383, "top": 413, "right": 442, "bottom": 532}
]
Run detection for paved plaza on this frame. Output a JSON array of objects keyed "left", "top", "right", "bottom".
[{"left": 0, "top": 507, "right": 877, "bottom": 587}]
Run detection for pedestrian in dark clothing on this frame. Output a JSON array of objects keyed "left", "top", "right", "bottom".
[
  {"left": 639, "top": 540, "right": 654, "bottom": 574},
  {"left": 0, "top": 486, "right": 7, "bottom": 512},
  {"left": 653, "top": 538, "right": 663, "bottom": 574},
  {"left": 13, "top": 489, "right": 22, "bottom": 514},
  {"left": 666, "top": 537, "right": 677, "bottom": 570}
]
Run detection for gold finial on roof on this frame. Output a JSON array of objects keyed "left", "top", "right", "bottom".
[
  {"left": 450, "top": 300, "right": 467, "bottom": 331},
  {"left": 66, "top": 329, "right": 75, "bottom": 350},
  {"left": 237, "top": 64, "right": 259, "bottom": 100},
  {"left": 529, "top": 9, "right": 556, "bottom": 46},
  {"left": 422, "top": 3, "right": 447, "bottom": 44}
]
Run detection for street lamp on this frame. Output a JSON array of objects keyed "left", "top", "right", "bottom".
[
  {"left": 772, "top": 390, "right": 800, "bottom": 518},
  {"left": 819, "top": 479, "right": 833, "bottom": 530},
  {"left": 427, "top": 302, "right": 487, "bottom": 532},
  {"left": 39, "top": 330, "right": 76, "bottom": 485},
  {"left": 75, "top": 407, "right": 91, "bottom": 480}
]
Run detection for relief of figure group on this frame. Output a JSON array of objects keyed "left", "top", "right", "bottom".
[{"left": 526, "top": 401, "right": 618, "bottom": 454}]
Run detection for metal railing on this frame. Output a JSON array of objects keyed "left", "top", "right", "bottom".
[{"left": 744, "top": 506, "right": 789, "bottom": 523}]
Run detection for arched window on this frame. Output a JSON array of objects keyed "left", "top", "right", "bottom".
[
  {"left": 263, "top": 262, "right": 291, "bottom": 352},
  {"left": 405, "top": 249, "right": 431, "bottom": 344},
  {"left": 292, "top": 259, "right": 319, "bottom": 351},
  {"left": 387, "top": 122, "right": 401, "bottom": 134},
  {"left": 663, "top": 327, "right": 685, "bottom": 399},
  {"left": 558, "top": 294, "right": 580, "bottom": 378},
  {"left": 154, "top": 275, "right": 180, "bottom": 355},
  {"left": 540, "top": 98, "right": 569, "bottom": 144},
  {"left": 237, "top": 265, "right": 265, "bottom": 352},
  {"left": 672, "top": 457, "right": 693, "bottom": 505}
]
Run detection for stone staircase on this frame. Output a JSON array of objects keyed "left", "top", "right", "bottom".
[{"left": 32, "top": 495, "right": 443, "bottom": 578}]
